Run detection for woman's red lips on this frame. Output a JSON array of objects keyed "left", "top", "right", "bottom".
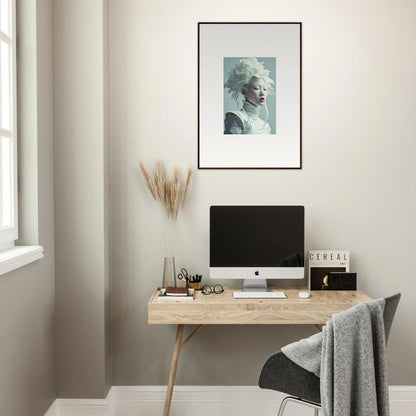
[{"left": 260, "top": 98, "right": 265, "bottom": 102}]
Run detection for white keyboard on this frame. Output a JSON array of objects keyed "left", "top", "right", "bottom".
[{"left": 233, "top": 291, "right": 286, "bottom": 299}]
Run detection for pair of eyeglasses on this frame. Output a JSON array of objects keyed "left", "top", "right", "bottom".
[{"left": 201, "top": 284, "right": 224, "bottom": 295}]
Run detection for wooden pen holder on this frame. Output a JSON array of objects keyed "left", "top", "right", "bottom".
[{"left": 189, "top": 282, "right": 200, "bottom": 290}]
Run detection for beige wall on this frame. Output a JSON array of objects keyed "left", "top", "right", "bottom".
[
  {"left": 110, "top": 0, "right": 416, "bottom": 385},
  {"left": 54, "top": 0, "right": 111, "bottom": 398},
  {"left": 4, "top": 1, "right": 415, "bottom": 411},
  {"left": 0, "top": 1, "right": 56, "bottom": 415},
  {"left": 2, "top": 0, "right": 112, "bottom": 405}
]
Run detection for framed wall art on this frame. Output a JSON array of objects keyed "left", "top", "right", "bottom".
[{"left": 198, "top": 22, "right": 302, "bottom": 169}]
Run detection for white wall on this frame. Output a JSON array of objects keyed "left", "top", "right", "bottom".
[{"left": 110, "top": 0, "right": 416, "bottom": 385}]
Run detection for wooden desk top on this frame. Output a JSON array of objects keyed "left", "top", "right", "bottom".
[{"left": 148, "top": 287, "right": 372, "bottom": 325}]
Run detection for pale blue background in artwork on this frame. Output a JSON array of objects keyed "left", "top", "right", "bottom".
[{"left": 223, "top": 57, "right": 276, "bottom": 134}]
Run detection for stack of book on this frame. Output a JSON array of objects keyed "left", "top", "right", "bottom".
[{"left": 158, "top": 287, "right": 195, "bottom": 301}]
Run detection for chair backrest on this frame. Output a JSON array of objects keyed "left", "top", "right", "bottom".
[{"left": 383, "top": 293, "right": 401, "bottom": 343}]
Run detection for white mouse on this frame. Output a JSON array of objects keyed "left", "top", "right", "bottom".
[{"left": 299, "top": 291, "right": 311, "bottom": 299}]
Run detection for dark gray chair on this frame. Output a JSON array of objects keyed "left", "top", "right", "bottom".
[{"left": 259, "top": 293, "right": 401, "bottom": 416}]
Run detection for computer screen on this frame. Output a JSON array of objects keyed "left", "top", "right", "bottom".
[{"left": 210, "top": 206, "right": 304, "bottom": 290}]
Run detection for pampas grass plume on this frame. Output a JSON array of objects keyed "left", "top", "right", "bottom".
[
  {"left": 181, "top": 166, "right": 193, "bottom": 205},
  {"left": 155, "top": 160, "right": 165, "bottom": 202},
  {"left": 171, "top": 168, "right": 180, "bottom": 219},
  {"left": 139, "top": 162, "right": 157, "bottom": 200},
  {"left": 139, "top": 160, "right": 193, "bottom": 220}
]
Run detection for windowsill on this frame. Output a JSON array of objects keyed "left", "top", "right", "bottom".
[{"left": 0, "top": 245, "right": 44, "bottom": 276}]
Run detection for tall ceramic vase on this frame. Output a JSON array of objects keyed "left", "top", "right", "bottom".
[{"left": 163, "top": 257, "right": 176, "bottom": 288}]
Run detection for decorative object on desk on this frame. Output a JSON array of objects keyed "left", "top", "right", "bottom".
[
  {"left": 189, "top": 274, "right": 202, "bottom": 290},
  {"left": 177, "top": 268, "right": 202, "bottom": 289},
  {"left": 201, "top": 284, "right": 224, "bottom": 295},
  {"left": 322, "top": 275, "right": 330, "bottom": 290},
  {"left": 198, "top": 22, "right": 302, "bottom": 169},
  {"left": 158, "top": 287, "right": 195, "bottom": 301},
  {"left": 139, "top": 161, "right": 193, "bottom": 287},
  {"left": 328, "top": 272, "right": 357, "bottom": 290},
  {"left": 165, "top": 286, "right": 188, "bottom": 296},
  {"left": 177, "top": 268, "right": 189, "bottom": 282},
  {"left": 177, "top": 267, "right": 190, "bottom": 288},
  {"left": 308, "top": 250, "right": 349, "bottom": 290},
  {"left": 163, "top": 257, "right": 176, "bottom": 288}
]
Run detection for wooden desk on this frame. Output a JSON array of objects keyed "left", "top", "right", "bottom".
[{"left": 148, "top": 287, "right": 372, "bottom": 416}]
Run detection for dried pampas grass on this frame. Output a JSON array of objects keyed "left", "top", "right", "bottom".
[
  {"left": 171, "top": 168, "right": 180, "bottom": 219},
  {"left": 139, "top": 160, "right": 194, "bottom": 257},
  {"left": 139, "top": 162, "right": 157, "bottom": 200},
  {"left": 155, "top": 160, "right": 165, "bottom": 202},
  {"left": 181, "top": 166, "right": 193, "bottom": 206},
  {"left": 164, "top": 182, "right": 171, "bottom": 218},
  {"left": 140, "top": 161, "right": 193, "bottom": 218}
]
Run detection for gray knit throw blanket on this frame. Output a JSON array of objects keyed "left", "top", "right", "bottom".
[{"left": 282, "top": 299, "right": 389, "bottom": 416}]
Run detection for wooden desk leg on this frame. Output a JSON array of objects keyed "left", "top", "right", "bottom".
[{"left": 163, "top": 324, "right": 184, "bottom": 416}]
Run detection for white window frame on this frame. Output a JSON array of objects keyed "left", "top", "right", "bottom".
[
  {"left": 0, "top": 0, "right": 43, "bottom": 275},
  {"left": 0, "top": 0, "right": 17, "bottom": 248}
]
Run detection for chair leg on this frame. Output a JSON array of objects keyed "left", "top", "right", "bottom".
[
  {"left": 277, "top": 396, "right": 321, "bottom": 416},
  {"left": 277, "top": 397, "right": 291, "bottom": 416}
]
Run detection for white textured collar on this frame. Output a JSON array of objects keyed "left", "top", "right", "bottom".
[{"left": 242, "top": 100, "right": 260, "bottom": 118}]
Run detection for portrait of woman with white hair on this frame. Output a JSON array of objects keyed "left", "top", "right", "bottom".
[{"left": 224, "top": 57, "right": 276, "bottom": 135}]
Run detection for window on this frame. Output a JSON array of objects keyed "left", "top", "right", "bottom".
[
  {"left": 0, "top": 0, "right": 17, "bottom": 250},
  {"left": 0, "top": 0, "right": 43, "bottom": 274}
]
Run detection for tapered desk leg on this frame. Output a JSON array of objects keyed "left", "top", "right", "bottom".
[{"left": 163, "top": 324, "right": 184, "bottom": 416}]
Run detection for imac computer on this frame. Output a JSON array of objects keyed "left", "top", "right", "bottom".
[{"left": 210, "top": 206, "right": 304, "bottom": 292}]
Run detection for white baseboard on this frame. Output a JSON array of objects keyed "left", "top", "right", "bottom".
[
  {"left": 44, "top": 394, "right": 111, "bottom": 416},
  {"left": 44, "top": 400, "right": 58, "bottom": 416},
  {"left": 389, "top": 386, "right": 416, "bottom": 415},
  {"left": 45, "top": 385, "right": 416, "bottom": 416},
  {"left": 57, "top": 398, "right": 110, "bottom": 416},
  {"left": 111, "top": 386, "right": 287, "bottom": 416}
]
